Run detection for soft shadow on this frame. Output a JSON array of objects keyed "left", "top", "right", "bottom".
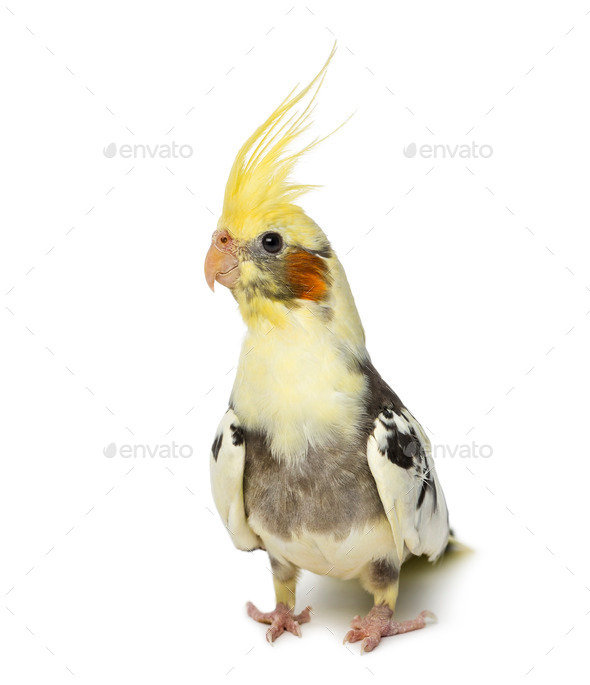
[{"left": 297, "top": 546, "right": 474, "bottom": 627}]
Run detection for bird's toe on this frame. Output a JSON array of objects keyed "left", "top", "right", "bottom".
[
  {"left": 343, "top": 628, "right": 364, "bottom": 644},
  {"left": 360, "top": 632, "right": 381, "bottom": 654},
  {"left": 349, "top": 615, "right": 363, "bottom": 630},
  {"left": 295, "top": 606, "right": 312, "bottom": 625}
]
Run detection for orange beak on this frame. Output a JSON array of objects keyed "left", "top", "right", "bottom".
[{"left": 204, "top": 231, "right": 240, "bottom": 291}]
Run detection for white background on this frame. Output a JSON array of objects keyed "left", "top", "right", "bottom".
[{"left": 1, "top": 1, "right": 589, "bottom": 683}]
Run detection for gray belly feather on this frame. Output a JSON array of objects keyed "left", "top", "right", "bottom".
[{"left": 243, "top": 431, "right": 385, "bottom": 541}]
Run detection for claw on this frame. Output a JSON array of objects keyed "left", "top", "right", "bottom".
[
  {"left": 343, "top": 605, "right": 435, "bottom": 652},
  {"left": 248, "top": 601, "right": 312, "bottom": 643}
]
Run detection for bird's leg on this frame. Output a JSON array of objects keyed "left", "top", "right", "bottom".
[
  {"left": 246, "top": 557, "right": 312, "bottom": 643},
  {"left": 344, "top": 559, "right": 436, "bottom": 652}
]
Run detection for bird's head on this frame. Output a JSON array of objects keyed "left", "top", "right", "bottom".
[
  {"left": 205, "top": 45, "right": 353, "bottom": 331},
  {"left": 204, "top": 207, "right": 333, "bottom": 313}
]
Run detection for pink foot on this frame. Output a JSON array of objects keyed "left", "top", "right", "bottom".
[
  {"left": 343, "top": 604, "right": 436, "bottom": 653},
  {"left": 246, "top": 601, "right": 312, "bottom": 643}
]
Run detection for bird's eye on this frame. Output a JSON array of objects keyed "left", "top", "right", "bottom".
[{"left": 261, "top": 232, "right": 283, "bottom": 254}]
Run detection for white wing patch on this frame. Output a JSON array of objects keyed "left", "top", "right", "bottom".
[
  {"left": 367, "top": 405, "right": 449, "bottom": 564},
  {"left": 210, "top": 408, "right": 262, "bottom": 552}
]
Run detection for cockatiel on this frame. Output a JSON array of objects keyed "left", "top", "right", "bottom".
[{"left": 205, "top": 45, "right": 450, "bottom": 653}]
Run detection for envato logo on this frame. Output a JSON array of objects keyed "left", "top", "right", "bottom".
[
  {"left": 432, "top": 442, "right": 493, "bottom": 459},
  {"left": 403, "top": 141, "right": 493, "bottom": 159},
  {"left": 103, "top": 142, "right": 193, "bottom": 159},
  {"left": 402, "top": 440, "right": 493, "bottom": 459},
  {"left": 103, "top": 442, "right": 193, "bottom": 458}
]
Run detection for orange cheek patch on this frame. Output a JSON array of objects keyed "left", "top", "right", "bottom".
[{"left": 285, "top": 251, "right": 330, "bottom": 301}]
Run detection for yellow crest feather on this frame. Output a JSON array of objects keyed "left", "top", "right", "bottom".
[{"left": 219, "top": 43, "right": 338, "bottom": 240}]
